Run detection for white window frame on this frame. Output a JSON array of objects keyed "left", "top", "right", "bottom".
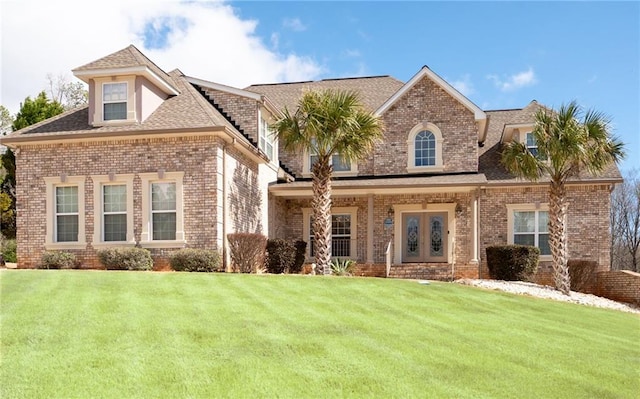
[
  {"left": 507, "top": 203, "right": 552, "bottom": 260},
  {"left": 102, "top": 82, "right": 128, "bottom": 121},
  {"left": 44, "top": 176, "right": 86, "bottom": 250},
  {"left": 302, "top": 207, "right": 358, "bottom": 259},
  {"left": 258, "top": 110, "right": 276, "bottom": 162},
  {"left": 407, "top": 121, "right": 444, "bottom": 173},
  {"left": 140, "top": 171, "right": 186, "bottom": 248},
  {"left": 302, "top": 149, "right": 358, "bottom": 177},
  {"left": 92, "top": 76, "right": 135, "bottom": 126},
  {"left": 92, "top": 174, "right": 135, "bottom": 247}
]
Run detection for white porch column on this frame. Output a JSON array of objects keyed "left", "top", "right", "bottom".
[
  {"left": 471, "top": 191, "right": 479, "bottom": 263},
  {"left": 367, "top": 194, "right": 374, "bottom": 264}
]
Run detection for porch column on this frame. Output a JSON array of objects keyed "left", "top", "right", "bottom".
[
  {"left": 367, "top": 194, "right": 374, "bottom": 264},
  {"left": 470, "top": 191, "right": 479, "bottom": 263}
]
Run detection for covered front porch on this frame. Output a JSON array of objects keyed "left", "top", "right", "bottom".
[{"left": 268, "top": 174, "right": 487, "bottom": 279}]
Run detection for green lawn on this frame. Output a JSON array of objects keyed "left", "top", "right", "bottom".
[{"left": 1, "top": 270, "right": 638, "bottom": 398}]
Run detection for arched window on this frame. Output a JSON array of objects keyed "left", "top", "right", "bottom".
[
  {"left": 415, "top": 130, "right": 436, "bottom": 166},
  {"left": 407, "top": 122, "right": 443, "bottom": 172}
]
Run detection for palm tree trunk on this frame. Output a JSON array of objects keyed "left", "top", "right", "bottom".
[
  {"left": 312, "top": 159, "right": 333, "bottom": 275},
  {"left": 549, "top": 179, "right": 571, "bottom": 295}
]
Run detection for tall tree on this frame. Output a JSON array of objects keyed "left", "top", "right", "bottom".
[
  {"left": 610, "top": 169, "right": 640, "bottom": 272},
  {"left": 1, "top": 92, "right": 64, "bottom": 238},
  {"left": 501, "top": 101, "right": 625, "bottom": 294},
  {"left": 272, "top": 90, "right": 383, "bottom": 274}
]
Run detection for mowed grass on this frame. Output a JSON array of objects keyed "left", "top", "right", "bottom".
[{"left": 1, "top": 270, "right": 638, "bottom": 399}]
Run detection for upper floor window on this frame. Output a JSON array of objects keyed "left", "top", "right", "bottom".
[
  {"left": 259, "top": 117, "right": 275, "bottom": 160},
  {"left": 304, "top": 138, "right": 357, "bottom": 176},
  {"left": 525, "top": 132, "right": 538, "bottom": 157},
  {"left": 103, "top": 82, "right": 127, "bottom": 121},
  {"left": 407, "top": 122, "right": 444, "bottom": 173}
]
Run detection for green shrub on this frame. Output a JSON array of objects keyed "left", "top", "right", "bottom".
[
  {"left": 227, "top": 233, "right": 267, "bottom": 273},
  {"left": 265, "top": 239, "right": 295, "bottom": 274},
  {"left": 40, "top": 251, "right": 79, "bottom": 269},
  {"left": 97, "top": 247, "right": 153, "bottom": 271},
  {"left": 292, "top": 240, "right": 307, "bottom": 274},
  {"left": 170, "top": 248, "right": 221, "bottom": 272},
  {"left": 486, "top": 245, "right": 539, "bottom": 281},
  {"left": 568, "top": 259, "right": 598, "bottom": 293},
  {"left": 2, "top": 239, "right": 17, "bottom": 263},
  {"left": 331, "top": 258, "right": 356, "bottom": 276}
]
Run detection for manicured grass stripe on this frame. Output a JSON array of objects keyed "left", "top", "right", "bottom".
[{"left": 1, "top": 270, "right": 638, "bottom": 398}]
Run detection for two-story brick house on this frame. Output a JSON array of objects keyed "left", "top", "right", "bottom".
[{"left": 1, "top": 45, "right": 621, "bottom": 281}]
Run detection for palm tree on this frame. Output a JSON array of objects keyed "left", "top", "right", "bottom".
[
  {"left": 272, "top": 89, "right": 383, "bottom": 274},
  {"left": 501, "top": 101, "right": 625, "bottom": 294}
]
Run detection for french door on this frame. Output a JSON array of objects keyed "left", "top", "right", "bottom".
[{"left": 402, "top": 212, "right": 448, "bottom": 263}]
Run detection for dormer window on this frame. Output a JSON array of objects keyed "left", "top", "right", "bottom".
[
  {"left": 103, "top": 83, "right": 127, "bottom": 121},
  {"left": 525, "top": 132, "right": 538, "bottom": 157}
]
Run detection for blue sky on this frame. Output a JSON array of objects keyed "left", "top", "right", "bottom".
[{"left": 2, "top": 1, "right": 638, "bottom": 172}]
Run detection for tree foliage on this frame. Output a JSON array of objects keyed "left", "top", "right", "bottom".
[
  {"left": 611, "top": 169, "right": 640, "bottom": 272},
  {"left": 501, "top": 101, "right": 625, "bottom": 294},
  {"left": 1, "top": 92, "right": 64, "bottom": 238},
  {"left": 272, "top": 89, "right": 383, "bottom": 274}
]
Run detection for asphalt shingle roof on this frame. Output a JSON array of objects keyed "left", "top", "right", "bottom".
[{"left": 245, "top": 76, "right": 405, "bottom": 113}]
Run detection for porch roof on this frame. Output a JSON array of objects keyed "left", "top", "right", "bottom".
[{"left": 269, "top": 173, "right": 488, "bottom": 197}]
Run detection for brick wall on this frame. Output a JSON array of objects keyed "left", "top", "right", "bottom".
[
  {"left": 479, "top": 184, "right": 612, "bottom": 279},
  {"left": 15, "top": 135, "right": 260, "bottom": 269},
  {"left": 376, "top": 76, "right": 478, "bottom": 175},
  {"left": 595, "top": 270, "right": 640, "bottom": 305}
]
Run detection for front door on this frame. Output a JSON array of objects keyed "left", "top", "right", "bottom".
[{"left": 402, "top": 212, "right": 448, "bottom": 263}]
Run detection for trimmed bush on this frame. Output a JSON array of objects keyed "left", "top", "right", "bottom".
[
  {"left": 292, "top": 240, "right": 307, "bottom": 274},
  {"left": 486, "top": 245, "right": 539, "bottom": 281},
  {"left": 568, "top": 259, "right": 598, "bottom": 292},
  {"left": 228, "top": 233, "right": 267, "bottom": 273},
  {"left": 97, "top": 247, "right": 153, "bottom": 271},
  {"left": 265, "top": 239, "right": 295, "bottom": 274},
  {"left": 170, "top": 249, "right": 221, "bottom": 272},
  {"left": 40, "top": 251, "right": 79, "bottom": 269},
  {"left": 2, "top": 239, "right": 17, "bottom": 263},
  {"left": 331, "top": 258, "right": 355, "bottom": 276}
]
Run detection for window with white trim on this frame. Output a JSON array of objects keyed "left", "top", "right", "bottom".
[
  {"left": 303, "top": 207, "right": 358, "bottom": 259},
  {"left": 103, "top": 82, "right": 127, "bottom": 121},
  {"left": 525, "top": 132, "right": 538, "bottom": 157},
  {"left": 45, "top": 176, "right": 86, "bottom": 249},
  {"left": 151, "top": 182, "right": 177, "bottom": 240},
  {"left": 407, "top": 122, "right": 443, "bottom": 172},
  {"left": 140, "top": 172, "right": 185, "bottom": 247},
  {"left": 103, "top": 184, "right": 127, "bottom": 242},
  {"left": 259, "top": 117, "right": 275, "bottom": 160},
  {"left": 305, "top": 139, "right": 355, "bottom": 175},
  {"left": 55, "top": 186, "right": 79, "bottom": 242},
  {"left": 92, "top": 174, "right": 134, "bottom": 246},
  {"left": 508, "top": 205, "right": 551, "bottom": 256}
]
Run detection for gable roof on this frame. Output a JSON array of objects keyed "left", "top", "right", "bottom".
[
  {"left": 376, "top": 66, "right": 487, "bottom": 140},
  {"left": 72, "top": 45, "right": 179, "bottom": 96},
  {"left": 245, "top": 75, "right": 404, "bottom": 112},
  {"left": 1, "top": 70, "right": 237, "bottom": 142}
]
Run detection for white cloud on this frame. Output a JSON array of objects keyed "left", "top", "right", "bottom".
[
  {"left": 282, "top": 17, "right": 306, "bottom": 32},
  {"left": 0, "top": 1, "right": 323, "bottom": 114},
  {"left": 487, "top": 67, "right": 537, "bottom": 92},
  {"left": 343, "top": 49, "right": 361, "bottom": 58},
  {"left": 450, "top": 74, "right": 474, "bottom": 97}
]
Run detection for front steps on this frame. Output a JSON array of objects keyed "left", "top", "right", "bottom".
[{"left": 388, "top": 263, "right": 454, "bottom": 281}]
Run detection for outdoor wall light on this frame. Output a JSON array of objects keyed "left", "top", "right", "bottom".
[
  {"left": 455, "top": 203, "right": 464, "bottom": 217},
  {"left": 387, "top": 206, "right": 394, "bottom": 218}
]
